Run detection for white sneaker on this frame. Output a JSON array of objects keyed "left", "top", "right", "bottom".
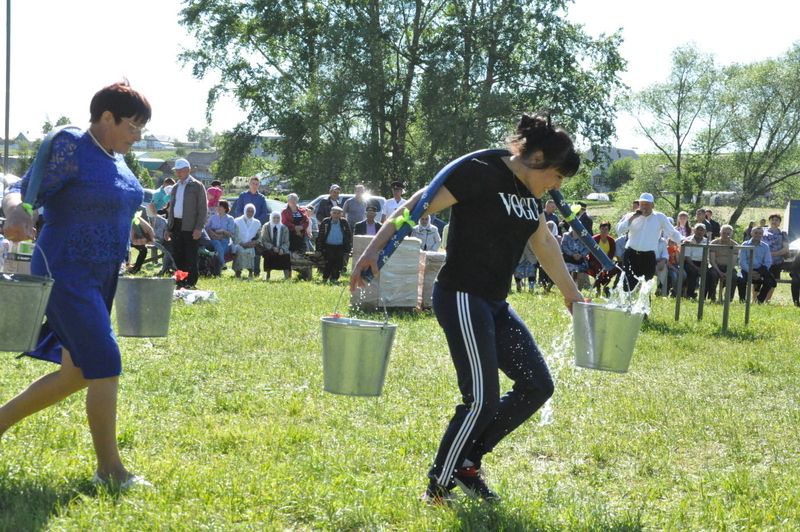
[{"left": 92, "top": 472, "right": 153, "bottom": 490}]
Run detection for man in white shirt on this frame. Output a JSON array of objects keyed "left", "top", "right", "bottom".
[
  {"left": 616, "top": 192, "right": 683, "bottom": 290},
  {"left": 381, "top": 180, "right": 406, "bottom": 223}
]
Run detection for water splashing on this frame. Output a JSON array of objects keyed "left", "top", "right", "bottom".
[
  {"left": 602, "top": 275, "right": 657, "bottom": 315},
  {"left": 539, "top": 328, "right": 574, "bottom": 426}
]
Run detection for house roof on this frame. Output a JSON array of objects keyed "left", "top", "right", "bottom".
[{"left": 186, "top": 151, "right": 220, "bottom": 167}]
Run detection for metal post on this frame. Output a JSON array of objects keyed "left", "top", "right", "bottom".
[
  {"left": 745, "top": 247, "right": 754, "bottom": 325},
  {"left": 721, "top": 245, "right": 735, "bottom": 332},
  {"left": 697, "top": 243, "right": 709, "bottom": 321},
  {"left": 674, "top": 243, "right": 686, "bottom": 321},
  {"left": 3, "top": 0, "right": 10, "bottom": 175}
]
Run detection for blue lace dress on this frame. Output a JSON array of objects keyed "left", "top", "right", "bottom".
[{"left": 11, "top": 129, "right": 143, "bottom": 378}]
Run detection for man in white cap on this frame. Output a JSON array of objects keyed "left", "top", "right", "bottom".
[
  {"left": 616, "top": 192, "right": 683, "bottom": 290},
  {"left": 166, "top": 158, "right": 207, "bottom": 288}
]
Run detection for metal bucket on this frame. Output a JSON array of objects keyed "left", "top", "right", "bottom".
[
  {"left": 114, "top": 277, "right": 175, "bottom": 337},
  {"left": 0, "top": 273, "right": 53, "bottom": 352},
  {"left": 321, "top": 316, "right": 397, "bottom": 396},
  {"left": 573, "top": 301, "right": 643, "bottom": 373}
]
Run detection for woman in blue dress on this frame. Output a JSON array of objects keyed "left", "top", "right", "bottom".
[{"left": 0, "top": 81, "right": 152, "bottom": 489}]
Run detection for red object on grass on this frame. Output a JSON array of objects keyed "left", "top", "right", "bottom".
[
  {"left": 174, "top": 270, "right": 189, "bottom": 282},
  {"left": 329, "top": 313, "right": 343, "bottom": 318}
]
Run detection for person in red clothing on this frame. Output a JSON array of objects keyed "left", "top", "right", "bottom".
[
  {"left": 587, "top": 221, "right": 620, "bottom": 297},
  {"left": 281, "top": 193, "right": 310, "bottom": 253}
]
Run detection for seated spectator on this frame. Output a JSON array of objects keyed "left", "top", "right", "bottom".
[
  {"left": 354, "top": 204, "right": 382, "bottom": 236},
  {"left": 655, "top": 237, "right": 675, "bottom": 297},
  {"left": 144, "top": 202, "right": 174, "bottom": 275},
  {"left": 441, "top": 223, "right": 450, "bottom": 250},
  {"left": 514, "top": 240, "right": 538, "bottom": 292},
  {"left": 205, "top": 199, "right": 235, "bottom": 277},
  {"left": 560, "top": 225, "right": 589, "bottom": 286},
  {"left": 206, "top": 180, "right": 223, "bottom": 215},
  {"left": 260, "top": 211, "right": 292, "bottom": 280},
  {"left": 231, "top": 203, "right": 262, "bottom": 279},
  {"left": 764, "top": 213, "right": 789, "bottom": 303},
  {"left": 709, "top": 224, "right": 739, "bottom": 301},
  {"left": 282, "top": 193, "right": 311, "bottom": 253},
  {"left": 683, "top": 223, "right": 718, "bottom": 300},
  {"left": 736, "top": 226, "right": 776, "bottom": 304},
  {"left": 538, "top": 220, "right": 561, "bottom": 292},
  {"left": 128, "top": 214, "right": 155, "bottom": 274},
  {"left": 587, "top": 221, "right": 620, "bottom": 297},
  {"left": 316, "top": 206, "right": 352, "bottom": 283},
  {"left": 411, "top": 214, "right": 441, "bottom": 251}
]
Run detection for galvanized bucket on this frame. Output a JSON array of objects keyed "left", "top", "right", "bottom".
[
  {"left": 320, "top": 316, "right": 397, "bottom": 396},
  {"left": 0, "top": 273, "right": 53, "bottom": 352},
  {"left": 573, "top": 301, "right": 643, "bottom": 373},
  {"left": 114, "top": 277, "right": 175, "bottom": 337}
]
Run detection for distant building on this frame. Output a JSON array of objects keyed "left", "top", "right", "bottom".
[
  {"left": 133, "top": 135, "right": 176, "bottom": 151},
  {"left": 184, "top": 151, "right": 220, "bottom": 184},
  {"left": 251, "top": 133, "right": 282, "bottom": 159},
  {"left": 584, "top": 146, "right": 639, "bottom": 191}
]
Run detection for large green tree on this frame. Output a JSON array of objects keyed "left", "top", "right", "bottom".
[
  {"left": 180, "top": 0, "right": 625, "bottom": 197},
  {"left": 723, "top": 45, "right": 800, "bottom": 225},
  {"left": 627, "top": 45, "right": 720, "bottom": 213}
]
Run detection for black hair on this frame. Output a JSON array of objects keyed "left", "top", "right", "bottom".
[
  {"left": 90, "top": 80, "right": 151, "bottom": 124},
  {"left": 218, "top": 200, "right": 230, "bottom": 213},
  {"left": 211, "top": 180, "right": 222, "bottom": 187},
  {"left": 506, "top": 112, "right": 580, "bottom": 177}
]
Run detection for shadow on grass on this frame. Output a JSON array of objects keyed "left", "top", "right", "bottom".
[
  {"left": 710, "top": 328, "right": 766, "bottom": 341},
  {"left": 0, "top": 476, "right": 94, "bottom": 531},
  {"left": 453, "top": 502, "right": 644, "bottom": 531}
]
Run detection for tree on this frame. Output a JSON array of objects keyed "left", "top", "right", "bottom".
[
  {"left": 723, "top": 46, "right": 800, "bottom": 225},
  {"left": 602, "top": 158, "right": 634, "bottom": 190},
  {"left": 179, "top": 0, "right": 625, "bottom": 197},
  {"left": 627, "top": 45, "right": 718, "bottom": 212},
  {"left": 124, "top": 152, "right": 153, "bottom": 188},
  {"left": 187, "top": 127, "right": 198, "bottom": 142}
]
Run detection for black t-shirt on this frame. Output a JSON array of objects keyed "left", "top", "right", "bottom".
[{"left": 436, "top": 154, "right": 542, "bottom": 300}]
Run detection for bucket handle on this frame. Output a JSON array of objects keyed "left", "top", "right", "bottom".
[{"left": 28, "top": 243, "right": 53, "bottom": 279}]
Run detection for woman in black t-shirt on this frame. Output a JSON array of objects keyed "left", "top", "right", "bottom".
[{"left": 351, "top": 113, "right": 584, "bottom": 504}]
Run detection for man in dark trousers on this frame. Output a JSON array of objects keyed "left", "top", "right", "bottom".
[
  {"left": 166, "top": 158, "right": 207, "bottom": 288},
  {"left": 316, "top": 206, "right": 352, "bottom": 282}
]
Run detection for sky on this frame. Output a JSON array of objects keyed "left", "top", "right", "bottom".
[{"left": 1, "top": 0, "right": 798, "bottom": 152}]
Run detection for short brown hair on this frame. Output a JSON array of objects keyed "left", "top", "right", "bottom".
[{"left": 90, "top": 80, "right": 151, "bottom": 124}]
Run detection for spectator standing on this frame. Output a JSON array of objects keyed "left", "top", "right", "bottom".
[
  {"left": 789, "top": 249, "right": 800, "bottom": 307},
  {"left": 382, "top": 180, "right": 406, "bottom": 223},
  {"left": 743, "top": 221, "right": 755, "bottom": 240},
  {"left": 166, "top": 158, "right": 207, "bottom": 288},
  {"left": 150, "top": 177, "right": 174, "bottom": 215},
  {"left": 709, "top": 224, "right": 739, "bottom": 301},
  {"left": 675, "top": 211, "right": 692, "bottom": 238},
  {"left": 306, "top": 205, "right": 319, "bottom": 245},
  {"left": 260, "top": 211, "right": 291, "bottom": 280},
  {"left": 205, "top": 200, "right": 235, "bottom": 276},
  {"left": 231, "top": 203, "right": 261, "bottom": 278},
  {"left": 354, "top": 204, "right": 382, "bottom": 235},
  {"left": 736, "top": 226, "right": 776, "bottom": 304},
  {"left": 232, "top": 177, "right": 268, "bottom": 278},
  {"left": 281, "top": 193, "right": 310, "bottom": 253},
  {"left": 763, "top": 213, "right": 789, "bottom": 302},
  {"left": 316, "top": 184, "right": 344, "bottom": 222},
  {"left": 704, "top": 209, "right": 721, "bottom": 239},
  {"left": 616, "top": 192, "right": 683, "bottom": 290},
  {"left": 317, "top": 206, "right": 352, "bottom": 282},
  {"left": 411, "top": 214, "right": 442, "bottom": 251},
  {"left": 694, "top": 208, "right": 709, "bottom": 232},
  {"left": 576, "top": 201, "right": 593, "bottom": 234},
  {"left": 342, "top": 184, "right": 368, "bottom": 228},
  {"left": 206, "top": 179, "right": 223, "bottom": 214}
]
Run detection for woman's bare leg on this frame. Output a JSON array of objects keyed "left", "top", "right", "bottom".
[{"left": 0, "top": 349, "right": 87, "bottom": 438}]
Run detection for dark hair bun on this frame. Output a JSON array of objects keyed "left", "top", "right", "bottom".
[{"left": 506, "top": 111, "right": 579, "bottom": 177}]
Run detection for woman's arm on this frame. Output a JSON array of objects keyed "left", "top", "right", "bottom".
[
  {"left": 530, "top": 220, "right": 583, "bottom": 313},
  {"left": 1, "top": 192, "right": 35, "bottom": 242},
  {"left": 350, "top": 186, "right": 457, "bottom": 290}
]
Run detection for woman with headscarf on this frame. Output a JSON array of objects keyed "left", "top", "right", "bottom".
[
  {"left": 260, "top": 210, "right": 291, "bottom": 280},
  {"left": 231, "top": 203, "right": 261, "bottom": 278}
]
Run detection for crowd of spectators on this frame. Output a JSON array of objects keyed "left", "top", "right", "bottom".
[{"left": 511, "top": 194, "right": 798, "bottom": 307}]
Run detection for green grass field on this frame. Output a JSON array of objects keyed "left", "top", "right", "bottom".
[{"left": 1, "top": 274, "right": 798, "bottom": 530}]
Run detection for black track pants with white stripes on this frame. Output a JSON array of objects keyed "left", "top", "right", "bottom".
[{"left": 428, "top": 284, "right": 554, "bottom": 486}]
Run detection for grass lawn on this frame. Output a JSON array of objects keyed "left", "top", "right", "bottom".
[{"left": 1, "top": 272, "right": 799, "bottom": 530}]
